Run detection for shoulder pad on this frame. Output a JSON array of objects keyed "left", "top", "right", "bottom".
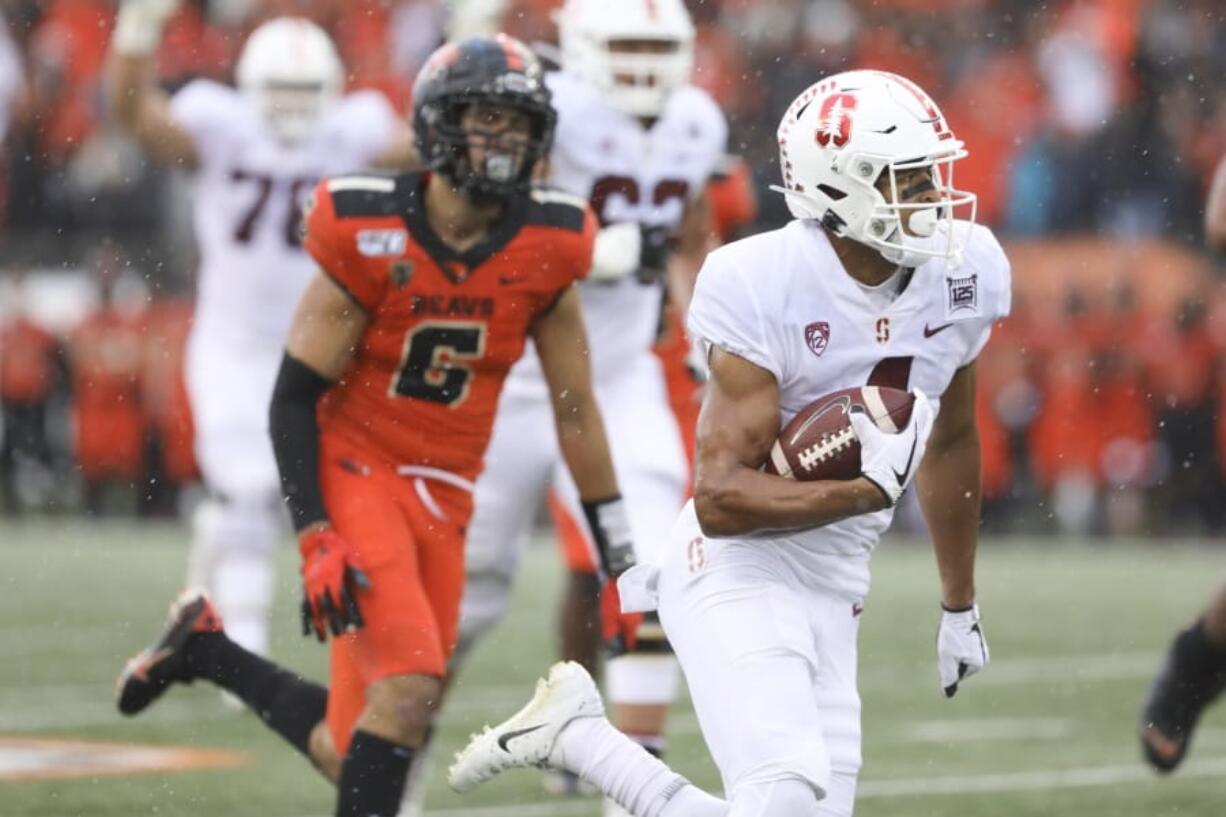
[
  {"left": 325, "top": 175, "right": 401, "bottom": 219},
  {"left": 525, "top": 188, "right": 588, "bottom": 233}
]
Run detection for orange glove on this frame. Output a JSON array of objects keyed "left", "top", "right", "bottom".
[
  {"left": 298, "top": 527, "right": 370, "bottom": 641},
  {"left": 601, "top": 579, "right": 645, "bottom": 657}
]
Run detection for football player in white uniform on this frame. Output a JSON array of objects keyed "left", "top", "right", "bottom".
[
  {"left": 107, "top": 1, "right": 413, "bottom": 662},
  {"left": 454, "top": 0, "right": 725, "bottom": 806},
  {"left": 450, "top": 69, "right": 1007, "bottom": 817}
]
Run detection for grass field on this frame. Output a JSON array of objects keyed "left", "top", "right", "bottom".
[{"left": 4, "top": 518, "right": 1226, "bottom": 816}]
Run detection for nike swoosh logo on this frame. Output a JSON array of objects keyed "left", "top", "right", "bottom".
[
  {"left": 497, "top": 724, "right": 546, "bottom": 753},
  {"left": 924, "top": 322, "right": 954, "bottom": 338},
  {"left": 788, "top": 395, "right": 851, "bottom": 447},
  {"left": 132, "top": 646, "right": 174, "bottom": 682},
  {"left": 892, "top": 428, "right": 919, "bottom": 488}
]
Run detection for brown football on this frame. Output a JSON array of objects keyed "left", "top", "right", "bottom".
[{"left": 764, "top": 386, "right": 914, "bottom": 481}]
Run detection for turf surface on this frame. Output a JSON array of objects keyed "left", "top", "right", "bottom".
[{"left": 3, "top": 518, "right": 1224, "bottom": 816}]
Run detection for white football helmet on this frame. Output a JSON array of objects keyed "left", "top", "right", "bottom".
[
  {"left": 236, "top": 17, "right": 343, "bottom": 145},
  {"left": 772, "top": 70, "right": 977, "bottom": 267},
  {"left": 556, "top": 0, "right": 694, "bottom": 118}
]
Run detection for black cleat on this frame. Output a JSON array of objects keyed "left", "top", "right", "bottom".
[
  {"left": 1139, "top": 622, "right": 1226, "bottom": 773},
  {"left": 116, "top": 589, "right": 223, "bottom": 716}
]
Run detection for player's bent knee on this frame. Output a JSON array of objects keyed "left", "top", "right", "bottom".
[
  {"left": 729, "top": 777, "right": 825, "bottom": 817},
  {"left": 359, "top": 674, "right": 443, "bottom": 746},
  {"left": 308, "top": 720, "right": 342, "bottom": 783}
]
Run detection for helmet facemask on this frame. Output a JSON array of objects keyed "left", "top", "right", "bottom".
[
  {"left": 413, "top": 35, "right": 557, "bottom": 205},
  {"left": 246, "top": 80, "right": 338, "bottom": 146},
  {"left": 859, "top": 151, "right": 977, "bottom": 268},
  {"left": 235, "top": 18, "right": 343, "bottom": 147},
  {"left": 420, "top": 94, "right": 555, "bottom": 203},
  {"left": 583, "top": 36, "right": 693, "bottom": 118},
  {"left": 557, "top": 0, "right": 695, "bottom": 119},
  {"left": 772, "top": 70, "right": 978, "bottom": 269}
]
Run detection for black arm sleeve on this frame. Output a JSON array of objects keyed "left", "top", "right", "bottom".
[{"left": 269, "top": 353, "right": 333, "bottom": 532}]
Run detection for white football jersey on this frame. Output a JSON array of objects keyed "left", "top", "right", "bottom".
[
  {"left": 169, "top": 80, "right": 397, "bottom": 346},
  {"left": 507, "top": 70, "right": 727, "bottom": 393},
  {"left": 688, "top": 219, "right": 1011, "bottom": 598}
]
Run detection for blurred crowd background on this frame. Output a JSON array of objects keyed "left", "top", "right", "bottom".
[{"left": 2, "top": 0, "right": 1226, "bottom": 537}]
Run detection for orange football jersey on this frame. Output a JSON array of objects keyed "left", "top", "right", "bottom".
[{"left": 303, "top": 171, "right": 596, "bottom": 480}]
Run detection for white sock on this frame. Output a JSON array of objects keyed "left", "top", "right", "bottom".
[{"left": 557, "top": 717, "right": 722, "bottom": 817}]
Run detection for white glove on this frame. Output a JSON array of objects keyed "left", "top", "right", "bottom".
[
  {"left": 587, "top": 222, "right": 641, "bottom": 282},
  {"left": 937, "top": 604, "right": 989, "bottom": 697},
  {"left": 848, "top": 388, "right": 935, "bottom": 507},
  {"left": 113, "top": 0, "right": 180, "bottom": 56}
]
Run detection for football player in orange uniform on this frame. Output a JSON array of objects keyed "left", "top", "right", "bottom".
[
  {"left": 1138, "top": 153, "right": 1226, "bottom": 773},
  {"left": 115, "top": 35, "right": 635, "bottom": 817}
]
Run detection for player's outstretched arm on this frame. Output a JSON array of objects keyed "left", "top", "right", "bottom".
[
  {"left": 271, "top": 272, "right": 370, "bottom": 640},
  {"left": 914, "top": 361, "right": 989, "bottom": 696},
  {"left": 106, "top": 0, "right": 198, "bottom": 167},
  {"left": 692, "top": 347, "right": 888, "bottom": 538}
]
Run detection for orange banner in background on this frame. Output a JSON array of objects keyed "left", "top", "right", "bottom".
[{"left": 1003, "top": 237, "right": 1217, "bottom": 318}]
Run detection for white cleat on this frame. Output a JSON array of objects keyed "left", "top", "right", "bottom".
[{"left": 448, "top": 661, "right": 604, "bottom": 793}]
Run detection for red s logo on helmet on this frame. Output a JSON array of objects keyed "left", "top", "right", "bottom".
[{"left": 815, "top": 93, "right": 857, "bottom": 149}]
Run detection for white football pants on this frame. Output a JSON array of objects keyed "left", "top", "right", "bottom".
[
  {"left": 459, "top": 353, "right": 688, "bottom": 705},
  {"left": 654, "top": 503, "right": 864, "bottom": 817},
  {"left": 185, "top": 330, "right": 285, "bottom": 656}
]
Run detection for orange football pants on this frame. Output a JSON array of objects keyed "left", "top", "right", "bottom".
[{"left": 318, "top": 434, "right": 472, "bottom": 755}]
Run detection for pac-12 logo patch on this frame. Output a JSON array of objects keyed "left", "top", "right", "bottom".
[
  {"left": 946, "top": 273, "right": 979, "bottom": 315},
  {"left": 804, "top": 321, "right": 830, "bottom": 357}
]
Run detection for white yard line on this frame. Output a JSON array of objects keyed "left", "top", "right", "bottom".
[
  {"left": 898, "top": 717, "right": 1071, "bottom": 743},
  {"left": 969, "top": 651, "right": 1157, "bottom": 686},
  {"left": 856, "top": 755, "right": 1226, "bottom": 797},
  {"left": 0, "top": 700, "right": 237, "bottom": 731},
  {"left": 0, "top": 650, "right": 1168, "bottom": 733},
  {"left": 287, "top": 755, "right": 1226, "bottom": 817}
]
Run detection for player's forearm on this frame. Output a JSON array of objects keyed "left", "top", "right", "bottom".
[
  {"left": 554, "top": 390, "right": 619, "bottom": 501},
  {"left": 694, "top": 464, "right": 886, "bottom": 538},
  {"left": 269, "top": 354, "right": 333, "bottom": 532},
  {"left": 916, "top": 424, "right": 981, "bottom": 609}
]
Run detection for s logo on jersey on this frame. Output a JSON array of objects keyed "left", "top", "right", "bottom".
[
  {"left": 804, "top": 321, "right": 830, "bottom": 357},
  {"left": 815, "top": 93, "right": 857, "bottom": 149}
]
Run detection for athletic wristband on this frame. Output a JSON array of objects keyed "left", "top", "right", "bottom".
[{"left": 581, "top": 496, "right": 636, "bottom": 578}]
